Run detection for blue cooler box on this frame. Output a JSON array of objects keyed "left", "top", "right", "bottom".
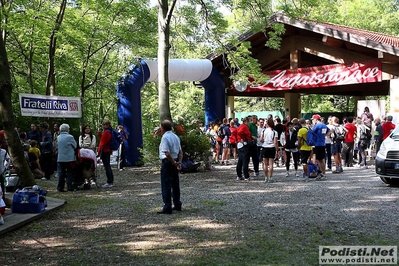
[{"left": 12, "top": 187, "right": 47, "bottom": 213}]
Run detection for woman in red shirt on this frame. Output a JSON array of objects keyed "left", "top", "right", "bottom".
[
  {"left": 342, "top": 117, "right": 357, "bottom": 167},
  {"left": 229, "top": 120, "right": 238, "bottom": 163},
  {"left": 98, "top": 120, "right": 114, "bottom": 188}
]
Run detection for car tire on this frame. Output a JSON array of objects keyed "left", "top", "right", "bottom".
[{"left": 380, "top": 177, "right": 399, "bottom": 186}]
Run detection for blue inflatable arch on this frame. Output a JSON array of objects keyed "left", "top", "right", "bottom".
[{"left": 116, "top": 59, "right": 225, "bottom": 166}]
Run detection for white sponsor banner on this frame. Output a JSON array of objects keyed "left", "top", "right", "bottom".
[
  {"left": 319, "top": 246, "right": 397, "bottom": 265},
  {"left": 19, "top": 93, "right": 81, "bottom": 118}
]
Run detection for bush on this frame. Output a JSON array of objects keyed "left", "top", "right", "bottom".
[{"left": 140, "top": 121, "right": 212, "bottom": 169}]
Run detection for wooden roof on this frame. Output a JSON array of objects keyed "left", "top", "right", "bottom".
[{"left": 208, "top": 14, "right": 399, "bottom": 97}]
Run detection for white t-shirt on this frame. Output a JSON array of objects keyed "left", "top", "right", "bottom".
[
  {"left": 0, "top": 185, "right": 5, "bottom": 208},
  {"left": 261, "top": 128, "right": 278, "bottom": 148},
  {"left": 0, "top": 149, "right": 10, "bottom": 175},
  {"left": 257, "top": 127, "right": 264, "bottom": 146},
  {"left": 325, "top": 124, "right": 333, "bottom": 144}
]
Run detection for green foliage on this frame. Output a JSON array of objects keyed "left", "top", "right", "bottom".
[
  {"left": 140, "top": 120, "right": 211, "bottom": 168},
  {"left": 227, "top": 41, "right": 269, "bottom": 85},
  {"left": 234, "top": 97, "right": 285, "bottom": 116},
  {"left": 177, "top": 124, "right": 212, "bottom": 163},
  {"left": 3, "top": 0, "right": 158, "bottom": 130}
]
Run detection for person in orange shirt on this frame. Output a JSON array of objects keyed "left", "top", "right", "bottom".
[{"left": 213, "top": 118, "right": 222, "bottom": 163}]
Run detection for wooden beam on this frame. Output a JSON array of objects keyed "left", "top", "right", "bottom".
[
  {"left": 294, "top": 35, "right": 399, "bottom": 78},
  {"left": 322, "top": 36, "right": 344, "bottom": 48},
  {"left": 256, "top": 35, "right": 295, "bottom": 67}
]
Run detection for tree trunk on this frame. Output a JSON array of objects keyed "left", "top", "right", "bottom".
[
  {"left": 0, "top": 36, "right": 36, "bottom": 187},
  {"left": 157, "top": 0, "right": 177, "bottom": 122},
  {"left": 46, "top": 0, "right": 67, "bottom": 96}
]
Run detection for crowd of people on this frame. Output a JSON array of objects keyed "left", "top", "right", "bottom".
[
  {"left": 3, "top": 120, "right": 129, "bottom": 192},
  {"left": 206, "top": 107, "right": 396, "bottom": 182}
]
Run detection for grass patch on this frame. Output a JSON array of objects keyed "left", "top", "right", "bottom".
[{"left": 200, "top": 200, "right": 227, "bottom": 207}]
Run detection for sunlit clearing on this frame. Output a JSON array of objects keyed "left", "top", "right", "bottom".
[
  {"left": 19, "top": 237, "right": 70, "bottom": 248},
  {"left": 363, "top": 195, "right": 399, "bottom": 202},
  {"left": 179, "top": 217, "right": 232, "bottom": 229},
  {"left": 263, "top": 202, "right": 291, "bottom": 207},
  {"left": 343, "top": 207, "right": 378, "bottom": 212},
  {"left": 69, "top": 219, "right": 127, "bottom": 229}
]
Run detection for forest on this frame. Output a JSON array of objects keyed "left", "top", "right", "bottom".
[{"left": 0, "top": 0, "right": 398, "bottom": 185}]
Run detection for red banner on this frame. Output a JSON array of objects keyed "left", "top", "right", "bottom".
[{"left": 243, "top": 59, "right": 382, "bottom": 92}]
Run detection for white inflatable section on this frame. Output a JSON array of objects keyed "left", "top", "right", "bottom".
[{"left": 146, "top": 59, "right": 213, "bottom": 82}]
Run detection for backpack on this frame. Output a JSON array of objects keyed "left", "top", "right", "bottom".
[
  {"left": 107, "top": 129, "right": 121, "bottom": 151},
  {"left": 307, "top": 162, "right": 319, "bottom": 178},
  {"left": 359, "top": 126, "right": 371, "bottom": 141},
  {"left": 366, "top": 128, "right": 372, "bottom": 140},
  {"left": 217, "top": 124, "right": 225, "bottom": 139},
  {"left": 332, "top": 125, "right": 346, "bottom": 142},
  {"left": 209, "top": 136, "right": 217, "bottom": 147},
  {"left": 180, "top": 154, "right": 201, "bottom": 173},
  {"left": 305, "top": 127, "right": 316, "bottom": 146}
]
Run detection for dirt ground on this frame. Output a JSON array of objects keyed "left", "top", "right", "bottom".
[{"left": 1, "top": 161, "right": 399, "bottom": 265}]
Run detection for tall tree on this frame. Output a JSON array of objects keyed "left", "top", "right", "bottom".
[
  {"left": 0, "top": 8, "right": 35, "bottom": 186},
  {"left": 46, "top": 0, "right": 67, "bottom": 96},
  {"left": 157, "top": 0, "right": 176, "bottom": 121},
  {"left": 156, "top": 0, "right": 231, "bottom": 121},
  {"left": 6, "top": 0, "right": 157, "bottom": 130}
]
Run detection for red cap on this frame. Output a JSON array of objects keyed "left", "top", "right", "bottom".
[{"left": 311, "top": 114, "right": 321, "bottom": 120}]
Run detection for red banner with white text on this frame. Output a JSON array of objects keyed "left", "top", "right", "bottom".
[{"left": 243, "top": 59, "right": 382, "bottom": 92}]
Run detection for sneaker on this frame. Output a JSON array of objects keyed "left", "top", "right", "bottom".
[
  {"left": 316, "top": 174, "right": 327, "bottom": 181},
  {"left": 54, "top": 173, "right": 59, "bottom": 179},
  {"left": 267, "top": 177, "right": 276, "bottom": 183},
  {"left": 236, "top": 176, "right": 244, "bottom": 181},
  {"left": 41, "top": 177, "right": 47, "bottom": 180},
  {"left": 102, "top": 183, "right": 114, "bottom": 188},
  {"left": 361, "top": 165, "right": 368, "bottom": 169},
  {"left": 119, "top": 168, "right": 125, "bottom": 171},
  {"left": 0, "top": 216, "right": 4, "bottom": 225},
  {"left": 295, "top": 172, "right": 300, "bottom": 178},
  {"left": 285, "top": 172, "right": 289, "bottom": 177},
  {"left": 254, "top": 172, "right": 260, "bottom": 177}
]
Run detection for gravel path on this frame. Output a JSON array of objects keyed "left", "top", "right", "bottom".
[{"left": 2, "top": 159, "right": 398, "bottom": 265}]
